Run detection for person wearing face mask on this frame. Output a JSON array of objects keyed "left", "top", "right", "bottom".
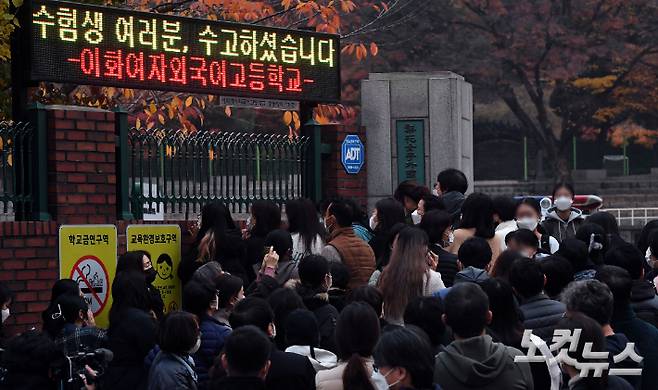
[
  {"left": 148, "top": 311, "right": 200, "bottom": 390},
  {"left": 213, "top": 274, "right": 245, "bottom": 327},
  {"left": 142, "top": 251, "right": 165, "bottom": 320},
  {"left": 541, "top": 182, "right": 584, "bottom": 243},
  {"left": 433, "top": 168, "right": 469, "bottom": 225},
  {"left": 419, "top": 210, "right": 459, "bottom": 287},
  {"left": 179, "top": 280, "right": 232, "bottom": 387},
  {"left": 0, "top": 282, "right": 13, "bottom": 346},
  {"left": 372, "top": 327, "right": 436, "bottom": 390},
  {"left": 117, "top": 251, "right": 165, "bottom": 320},
  {"left": 510, "top": 198, "right": 559, "bottom": 254},
  {"left": 321, "top": 199, "right": 376, "bottom": 290},
  {"left": 315, "top": 302, "right": 382, "bottom": 390},
  {"left": 295, "top": 255, "right": 339, "bottom": 353},
  {"left": 407, "top": 186, "right": 432, "bottom": 225},
  {"left": 368, "top": 198, "right": 406, "bottom": 270}
]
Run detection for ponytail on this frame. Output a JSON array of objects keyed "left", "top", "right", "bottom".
[{"left": 342, "top": 353, "right": 375, "bottom": 390}]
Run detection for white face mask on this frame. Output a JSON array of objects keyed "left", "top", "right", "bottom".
[
  {"left": 1, "top": 308, "right": 9, "bottom": 323},
  {"left": 369, "top": 215, "right": 378, "bottom": 231},
  {"left": 411, "top": 210, "right": 421, "bottom": 225},
  {"left": 647, "top": 248, "right": 655, "bottom": 265},
  {"left": 432, "top": 188, "right": 439, "bottom": 197},
  {"left": 189, "top": 337, "right": 201, "bottom": 354},
  {"left": 371, "top": 369, "right": 401, "bottom": 390},
  {"left": 517, "top": 218, "right": 538, "bottom": 231},
  {"left": 554, "top": 196, "right": 573, "bottom": 212}
]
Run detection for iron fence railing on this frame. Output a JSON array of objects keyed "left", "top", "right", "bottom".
[
  {"left": 128, "top": 128, "right": 311, "bottom": 218},
  {"left": 600, "top": 208, "right": 658, "bottom": 227},
  {"left": 0, "top": 121, "right": 34, "bottom": 219}
]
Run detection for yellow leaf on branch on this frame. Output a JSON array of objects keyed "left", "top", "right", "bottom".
[{"left": 283, "top": 111, "right": 293, "bottom": 125}]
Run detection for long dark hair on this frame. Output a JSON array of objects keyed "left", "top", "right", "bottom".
[
  {"left": 374, "top": 198, "right": 406, "bottom": 234},
  {"left": 117, "top": 251, "right": 145, "bottom": 274},
  {"left": 459, "top": 193, "right": 495, "bottom": 239},
  {"left": 481, "top": 278, "right": 525, "bottom": 348},
  {"left": 337, "top": 302, "right": 380, "bottom": 390},
  {"left": 250, "top": 201, "right": 281, "bottom": 238},
  {"left": 286, "top": 198, "right": 325, "bottom": 251},
  {"left": 47, "top": 279, "right": 79, "bottom": 304},
  {"left": 378, "top": 227, "right": 430, "bottom": 321},
  {"left": 192, "top": 202, "right": 235, "bottom": 263},
  {"left": 43, "top": 294, "right": 88, "bottom": 338},
  {"left": 109, "top": 271, "right": 151, "bottom": 331},
  {"left": 419, "top": 210, "right": 452, "bottom": 244}
]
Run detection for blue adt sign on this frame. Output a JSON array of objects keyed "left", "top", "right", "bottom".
[{"left": 341, "top": 135, "right": 365, "bottom": 174}]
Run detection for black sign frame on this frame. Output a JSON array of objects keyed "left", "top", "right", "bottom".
[{"left": 19, "top": 0, "right": 341, "bottom": 103}]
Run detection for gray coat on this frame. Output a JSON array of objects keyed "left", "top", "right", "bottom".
[{"left": 147, "top": 351, "right": 197, "bottom": 390}]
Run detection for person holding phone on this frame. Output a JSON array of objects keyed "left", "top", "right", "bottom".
[{"left": 376, "top": 227, "right": 445, "bottom": 325}]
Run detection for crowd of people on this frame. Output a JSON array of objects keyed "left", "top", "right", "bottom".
[{"left": 2, "top": 168, "right": 658, "bottom": 390}]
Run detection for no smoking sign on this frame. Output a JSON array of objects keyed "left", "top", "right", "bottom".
[
  {"left": 70, "top": 255, "right": 110, "bottom": 316},
  {"left": 59, "top": 225, "right": 117, "bottom": 328}
]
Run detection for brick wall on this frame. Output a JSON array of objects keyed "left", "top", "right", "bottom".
[
  {"left": 321, "top": 124, "right": 368, "bottom": 209},
  {"left": 0, "top": 219, "right": 197, "bottom": 336},
  {"left": 48, "top": 109, "right": 117, "bottom": 225},
  {"left": 0, "top": 106, "right": 364, "bottom": 336},
  {"left": 0, "top": 221, "right": 59, "bottom": 335}
]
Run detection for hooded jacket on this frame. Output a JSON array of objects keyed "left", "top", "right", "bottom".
[
  {"left": 441, "top": 191, "right": 466, "bottom": 222},
  {"left": 630, "top": 280, "right": 658, "bottom": 328},
  {"left": 453, "top": 266, "right": 490, "bottom": 285},
  {"left": 541, "top": 208, "right": 584, "bottom": 242},
  {"left": 434, "top": 335, "right": 534, "bottom": 390}
]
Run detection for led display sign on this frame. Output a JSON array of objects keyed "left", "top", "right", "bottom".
[{"left": 27, "top": 0, "right": 340, "bottom": 102}]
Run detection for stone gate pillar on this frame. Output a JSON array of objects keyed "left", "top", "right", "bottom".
[{"left": 361, "top": 72, "right": 473, "bottom": 210}]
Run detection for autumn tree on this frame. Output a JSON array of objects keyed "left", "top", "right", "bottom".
[{"left": 392, "top": 0, "right": 658, "bottom": 178}]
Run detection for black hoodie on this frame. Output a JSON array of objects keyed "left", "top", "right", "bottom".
[
  {"left": 630, "top": 280, "right": 658, "bottom": 328},
  {"left": 434, "top": 335, "right": 534, "bottom": 390}
]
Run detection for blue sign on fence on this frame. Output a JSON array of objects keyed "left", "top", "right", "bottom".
[{"left": 341, "top": 135, "right": 365, "bottom": 174}]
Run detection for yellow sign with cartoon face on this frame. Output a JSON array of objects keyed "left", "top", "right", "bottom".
[{"left": 126, "top": 225, "right": 182, "bottom": 314}]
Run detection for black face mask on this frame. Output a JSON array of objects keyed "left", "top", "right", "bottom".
[{"left": 145, "top": 268, "right": 157, "bottom": 284}]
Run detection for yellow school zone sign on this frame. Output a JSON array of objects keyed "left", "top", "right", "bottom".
[{"left": 127, "top": 225, "right": 182, "bottom": 314}]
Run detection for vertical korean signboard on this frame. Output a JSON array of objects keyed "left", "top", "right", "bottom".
[
  {"left": 126, "top": 225, "right": 182, "bottom": 314},
  {"left": 25, "top": 0, "right": 340, "bottom": 102},
  {"left": 396, "top": 120, "right": 425, "bottom": 184},
  {"left": 59, "top": 225, "right": 117, "bottom": 328}
]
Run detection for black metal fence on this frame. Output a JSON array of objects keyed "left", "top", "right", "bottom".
[
  {"left": 128, "top": 128, "right": 311, "bottom": 218},
  {"left": 0, "top": 122, "right": 34, "bottom": 220}
]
